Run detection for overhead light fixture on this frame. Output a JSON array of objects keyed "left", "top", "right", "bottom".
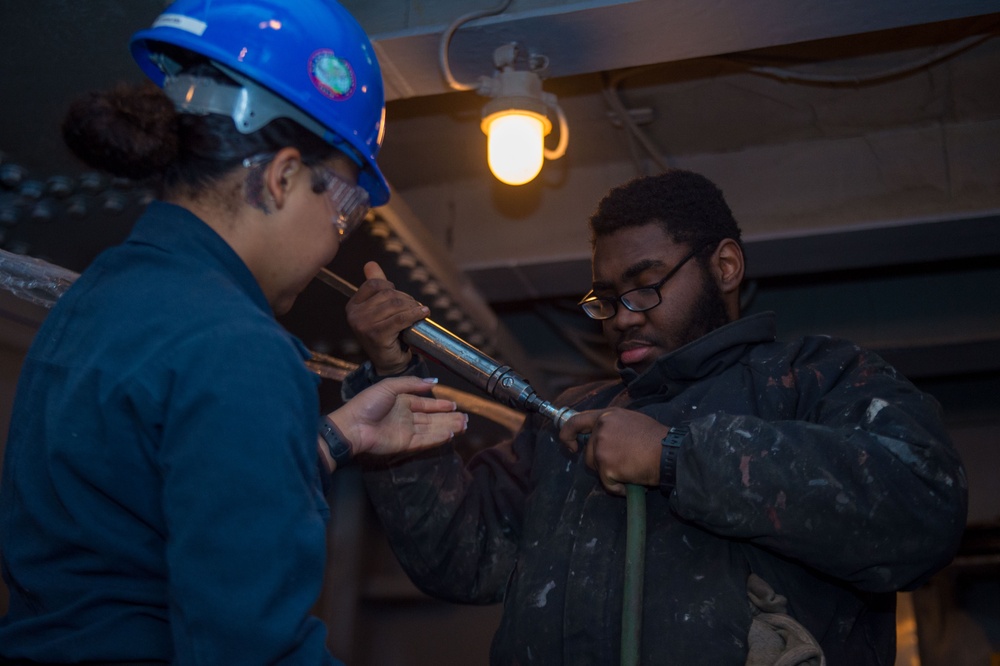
[
  {"left": 478, "top": 44, "right": 567, "bottom": 185},
  {"left": 439, "top": 3, "right": 568, "bottom": 186}
]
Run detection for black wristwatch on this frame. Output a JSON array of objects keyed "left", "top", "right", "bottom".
[
  {"left": 318, "top": 416, "right": 353, "bottom": 469},
  {"left": 660, "top": 426, "right": 688, "bottom": 494}
]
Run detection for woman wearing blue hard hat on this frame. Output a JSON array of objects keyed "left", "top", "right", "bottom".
[{"left": 0, "top": 1, "right": 466, "bottom": 664}]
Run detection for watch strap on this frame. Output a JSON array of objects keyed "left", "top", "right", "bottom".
[
  {"left": 319, "top": 416, "right": 353, "bottom": 468},
  {"left": 660, "top": 426, "right": 688, "bottom": 494}
]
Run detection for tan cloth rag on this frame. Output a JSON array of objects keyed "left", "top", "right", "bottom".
[{"left": 745, "top": 573, "right": 826, "bottom": 666}]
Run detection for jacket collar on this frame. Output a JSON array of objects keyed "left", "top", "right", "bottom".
[
  {"left": 128, "top": 201, "right": 272, "bottom": 317},
  {"left": 620, "top": 311, "right": 777, "bottom": 398}
]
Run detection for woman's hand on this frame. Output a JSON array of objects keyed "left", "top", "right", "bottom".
[{"left": 324, "top": 376, "right": 468, "bottom": 466}]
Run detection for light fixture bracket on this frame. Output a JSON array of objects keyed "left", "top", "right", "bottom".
[{"left": 479, "top": 69, "right": 552, "bottom": 136}]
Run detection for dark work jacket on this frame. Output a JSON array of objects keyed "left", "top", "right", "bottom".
[
  {"left": 0, "top": 202, "right": 338, "bottom": 665},
  {"left": 345, "top": 312, "right": 967, "bottom": 665}
]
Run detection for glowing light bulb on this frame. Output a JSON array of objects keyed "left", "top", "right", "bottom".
[{"left": 485, "top": 111, "right": 545, "bottom": 186}]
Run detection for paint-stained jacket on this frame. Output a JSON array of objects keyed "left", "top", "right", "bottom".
[{"left": 345, "top": 311, "right": 967, "bottom": 665}]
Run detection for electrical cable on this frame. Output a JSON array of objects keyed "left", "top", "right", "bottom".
[
  {"left": 743, "top": 33, "right": 993, "bottom": 85},
  {"left": 543, "top": 96, "right": 570, "bottom": 160},
  {"left": 602, "top": 69, "right": 671, "bottom": 174},
  {"left": 439, "top": 0, "right": 515, "bottom": 91},
  {"left": 602, "top": 32, "right": 995, "bottom": 178},
  {"left": 602, "top": 82, "right": 651, "bottom": 176}
]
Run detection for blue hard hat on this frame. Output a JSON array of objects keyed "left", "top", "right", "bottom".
[{"left": 130, "top": 0, "right": 389, "bottom": 206}]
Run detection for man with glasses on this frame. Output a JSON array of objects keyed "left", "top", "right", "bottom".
[{"left": 343, "top": 169, "right": 968, "bottom": 665}]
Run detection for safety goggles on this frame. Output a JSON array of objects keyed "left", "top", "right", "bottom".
[
  {"left": 309, "top": 164, "right": 371, "bottom": 239},
  {"left": 242, "top": 153, "right": 370, "bottom": 239},
  {"left": 578, "top": 247, "right": 700, "bottom": 320}
]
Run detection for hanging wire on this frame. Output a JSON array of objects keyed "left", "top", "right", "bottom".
[
  {"left": 439, "top": 0, "right": 515, "bottom": 91},
  {"left": 543, "top": 95, "right": 570, "bottom": 161},
  {"left": 741, "top": 33, "right": 993, "bottom": 85},
  {"left": 602, "top": 68, "right": 672, "bottom": 175},
  {"left": 602, "top": 32, "right": 995, "bottom": 177}
]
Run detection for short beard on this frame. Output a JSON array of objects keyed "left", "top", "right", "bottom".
[{"left": 676, "top": 266, "right": 730, "bottom": 349}]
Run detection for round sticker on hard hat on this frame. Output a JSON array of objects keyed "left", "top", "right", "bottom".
[{"left": 309, "top": 50, "right": 356, "bottom": 101}]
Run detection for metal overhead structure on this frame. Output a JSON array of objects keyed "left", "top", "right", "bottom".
[
  {"left": 1, "top": 0, "right": 1000, "bottom": 396},
  {"left": 352, "top": 0, "right": 1000, "bottom": 101}
]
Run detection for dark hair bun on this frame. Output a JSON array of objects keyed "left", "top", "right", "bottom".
[{"left": 61, "top": 82, "right": 179, "bottom": 180}]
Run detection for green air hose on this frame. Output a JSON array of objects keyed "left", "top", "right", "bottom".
[
  {"left": 574, "top": 434, "right": 646, "bottom": 666},
  {"left": 622, "top": 483, "right": 646, "bottom": 666}
]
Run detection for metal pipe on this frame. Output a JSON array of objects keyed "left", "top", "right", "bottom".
[
  {"left": 316, "top": 268, "right": 577, "bottom": 424},
  {"left": 306, "top": 350, "right": 526, "bottom": 433}
]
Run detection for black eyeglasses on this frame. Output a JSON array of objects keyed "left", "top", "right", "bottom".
[{"left": 578, "top": 247, "right": 700, "bottom": 320}]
